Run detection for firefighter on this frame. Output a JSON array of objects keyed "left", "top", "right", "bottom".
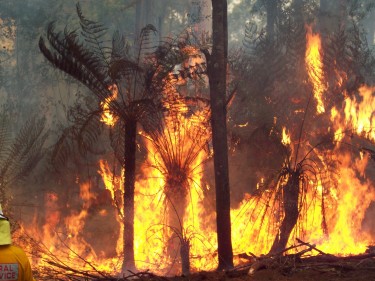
[{"left": 0, "top": 205, "right": 34, "bottom": 281}]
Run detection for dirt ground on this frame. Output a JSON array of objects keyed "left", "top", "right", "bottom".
[
  {"left": 167, "top": 267, "right": 375, "bottom": 281},
  {"left": 163, "top": 256, "right": 375, "bottom": 281}
]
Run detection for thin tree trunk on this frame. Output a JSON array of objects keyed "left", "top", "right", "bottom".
[
  {"left": 265, "top": 0, "right": 278, "bottom": 41},
  {"left": 208, "top": 0, "right": 233, "bottom": 270},
  {"left": 122, "top": 119, "right": 137, "bottom": 272}
]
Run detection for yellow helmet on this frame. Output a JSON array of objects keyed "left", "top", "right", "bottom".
[{"left": 0, "top": 204, "right": 12, "bottom": 245}]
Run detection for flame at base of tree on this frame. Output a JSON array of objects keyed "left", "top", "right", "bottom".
[
  {"left": 16, "top": 101, "right": 375, "bottom": 276},
  {"left": 12, "top": 24, "right": 375, "bottom": 278}
]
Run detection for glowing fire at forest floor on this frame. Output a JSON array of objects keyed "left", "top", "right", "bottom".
[{"left": 11, "top": 26, "right": 375, "bottom": 277}]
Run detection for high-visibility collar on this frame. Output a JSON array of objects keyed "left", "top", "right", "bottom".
[{"left": 0, "top": 219, "right": 12, "bottom": 245}]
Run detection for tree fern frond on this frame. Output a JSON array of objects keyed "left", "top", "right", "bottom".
[
  {"left": 39, "top": 34, "right": 111, "bottom": 103},
  {"left": 6, "top": 131, "right": 47, "bottom": 186},
  {"left": 0, "top": 114, "right": 11, "bottom": 163},
  {"left": 51, "top": 108, "right": 104, "bottom": 169},
  {"left": 109, "top": 119, "right": 125, "bottom": 164},
  {"left": 64, "top": 28, "right": 109, "bottom": 82},
  {"left": 111, "top": 30, "right": 128, "bottom": 60},
  {"left": 109, "top": 58, "right": 143, "bottom": 81},
  {"left": 50, "top": 127, "right": 75, "bottom": 169},
  {"left": 76, "top": 2, "right": 110, "bottom": 64},
  {"left": 0, "top": 116, "right": 47, "bottom": 188},
  {"left": 135, "top": 24, "right": 158, "bottom": 61},
  {"left": 76, "top": 111, "right": 104, "bottom": 155},
  {"left": 3, "top": 117, "right": 45, "bottom": 167}
]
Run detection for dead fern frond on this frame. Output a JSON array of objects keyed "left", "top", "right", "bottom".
[{"left": 0, "top": 116, "right": 48, "bottom": 206}]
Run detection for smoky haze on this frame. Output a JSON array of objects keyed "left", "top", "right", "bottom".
[{"left": 1, "top": 0, "right": 375, "bottom": 275}]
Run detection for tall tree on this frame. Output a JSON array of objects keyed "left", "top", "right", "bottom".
[{"left": 204, "top": 0, "right": 233, "bottom": 270}]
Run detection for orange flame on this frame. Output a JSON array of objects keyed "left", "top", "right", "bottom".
[
  {"left": 306, "top": 25, "right": 326, "bottom": 114},
  {"left": 281, "top": 126, "right": 291, "bottom": 145},
  {"left": 100, "top": 85, "right": 119, "bottom": 126},
  {"left": 14, "top": 38, "right": 375, "bottom": 277}
]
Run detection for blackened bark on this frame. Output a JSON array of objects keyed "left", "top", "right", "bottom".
[
  {"left": 122, "top": 119, "right": 137, "bottom": 272},
  {"left": 265, "top": 0, "right": 278, "bottom": 41},
  {"left": 268, "top": 172, "right": 300, "bottom": 254},
  {"left": 208, "top": 0, "right": 233, "bottom": 270},
  {"left": 165, "top": 179, "right": 188, "bottom": 265},
  {"left": 165, "top": 178, "right": 188, "bottom": 234}
]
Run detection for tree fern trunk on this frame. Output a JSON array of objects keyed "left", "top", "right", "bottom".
[
  {"left": 180, "top": 238, "right": 190, "bottom": 276},
  {"left": 268, "top": 172, "right": 300, "bottom": 255},
  {"left": 122, "top": 119, "right": 137, "bottom": 272},
  {"left": 165, "top": 178, "right": 188, "bottom": 272}
]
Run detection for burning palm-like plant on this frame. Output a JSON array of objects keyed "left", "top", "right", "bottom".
[
  {"left": 39, "top": 3, "right": 204, "bottom": 272},
  {"left": 141, "top": 95, "right": 211, "bottom": 274},
  {"left": 229, "top": 0, "right": 375, "bottom": 257},
  {"left": 267, "top": 138, "right": 328, "bottom": 254},
  {"left": 39, "top": 3, "right": 208, "bottom": 272},
  {"left": 235, "top": 114, "right": 333, "bottom": 256}
]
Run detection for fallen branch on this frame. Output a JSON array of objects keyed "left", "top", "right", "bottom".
[
  {"left": 46, "top": 260, "right": 102, "bottom": 279},
  {"left": 296, "top": 238, "right": 331, "bottom": 256}
]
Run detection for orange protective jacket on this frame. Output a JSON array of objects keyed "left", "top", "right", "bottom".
[{"left": 0, "top": 245, "right": 34, "bottom": 281}]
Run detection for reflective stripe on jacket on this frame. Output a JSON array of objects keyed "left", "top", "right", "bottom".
[{"left": 0, "top": 245, "right": 34, "bottom": 281}]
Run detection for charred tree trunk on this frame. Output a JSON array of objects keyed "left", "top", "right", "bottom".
[
  {"left": 165, "top": 176, "right": 188, "bottom": 253},
  {"left": 265, "top": 0, "right": 279, "bottom": 41},
  {"left": 122, "top": 118, "right": 137, "bottom": 272},
  {"left": 180, "top": 238, "right": 190, "bottom": 276},
  {"left": 165, "top": 182, "right": 188, "bottom": 234},
  {"left": 207, "top": 0, "right": 233, "bottom": 270},
  {"left": 268, "top": 172, "right": 300, "bottom": 254},
  {"left": 165, "top": 176, "right": 189, "bottom": 275}
]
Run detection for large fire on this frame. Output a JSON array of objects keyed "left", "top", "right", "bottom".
[{"left": 13, "top": 25, "right": 375, "bottom": 277}]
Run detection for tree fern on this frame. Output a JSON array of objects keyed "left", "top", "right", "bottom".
[
  {"left": 0, "top": 115, "right": 47, "bottom": 207},
  {"left": 40, "top": 3, "right": 205, "bottom": 272}
]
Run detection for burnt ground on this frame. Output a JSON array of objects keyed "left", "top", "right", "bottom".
[
  {"left": 167, "top": 266, "right": 375, "bottom": 281},
  {"left": 33, "top": 251, "right": 375, "bottom": 281},
  {"left": 157, "top": 255, "right": 375, "bottom": 281},
  {"left": 34, "top": 260, "right": 375, "bottom": 281}
]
